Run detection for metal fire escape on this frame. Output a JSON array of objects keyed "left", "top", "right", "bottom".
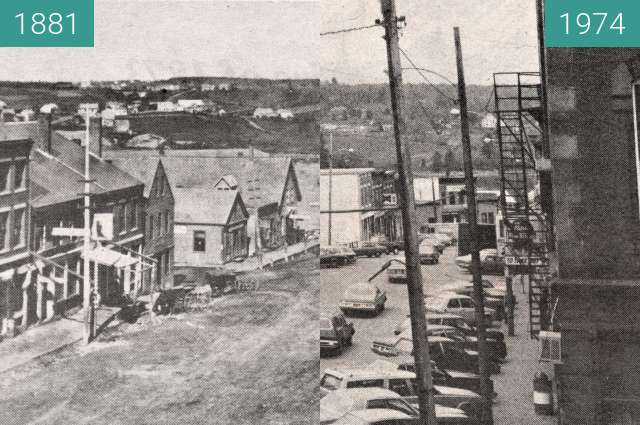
[{"left": 493, "top": 72, "right": 553, "bottom": 338}]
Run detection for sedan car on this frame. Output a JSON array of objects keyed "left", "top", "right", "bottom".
[
  {"left": 455, "top": 249, "right": 505, "bottom": 275},
  {"left": 427, "top": 325, "right": 507, "bottom": 361},
  {"left": 426, "top": 293, "right": 497, "bottom": 326},
  {"left": 321, "top": 388, "right": 472, "bottom": 425},
  {"left": 372, "top": 333, "right": 500, "bottom": 375},
  {"left": 339, "top": 283, "right": 387, "bottom": 316},
  {"left": 320, "top": 311, "right": 355, "bottom": 357},
  {"left": 387, "top": 256, "right": 407, "bottom": 283},
  {"left": 419, "top": 234, "right": 446, "bottom": 253},
  {"left": 320, "top": 246, "right": 352, "bottom": 268},
  {"left": 419, "top": 241, "right": 440, "bottom": 264},
  {"left": 353, "top": 242, "right": 388, "bottom": 257},
  {"left": 394, "top": 313, "right": 505, "bottom": 342}
]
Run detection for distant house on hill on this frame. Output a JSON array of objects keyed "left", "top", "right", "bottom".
[
  {"left": 253, "top": 107, "right": 277, "bottom": 118},
  {"left": 481, "top": 113, "right": 498, "bottom": 129},
  {"left": 177, "top": 99, "right": 205, "bottom": 113},
  {"left": 277, "top": 108, "right": 294, "bottom": 120},
  {"left": 201, "top": 83, "right": 216, "bottom": 92}
]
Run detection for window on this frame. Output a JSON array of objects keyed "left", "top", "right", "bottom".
[
  {"left": 0, "top": 211, "right": 9, "bottom": 251},
  {"left": 389, "top": 379, "right": 413, "bottom": 397},
  {"left": 488, "top": 212, "right": 495, "bottom": 224},
  {"left": 447, "top": 299, "right": 460, "bottom": 308},
  {"left": 193, "top": 231, "right": 206, "bottom": 252},
  {"left": 14, "top": 161, "right": 26, "bottom": 190},
  {"left": 0, "top": 163, "right": 10, "bottom": 192},
  {"left": 459, "top": 298, "right": 474, "bottom": 308},
  {"left": 128, "top": 201, "right": 137, "bottom": 230},
  {"left": 346, "top": 379, "right": 383, "bottom": 389},
  {"left": 481, "top": 213, "right": 488, "bottom": 224},
  {"left": 163, "top": 250, "right": 170, "bottom": 275},
  {"left": 11, "top": 209, "right": 25, "bottom": 247},
  {"left": 449, "top": 192, "right": 456, "bottom": 205},
  {"left": 157, "top": 213, "right": 162, "bottom": 236},
  {"left": 149, "top": 215, "right": 155, "bottom": 239},
  {"left": 164, "top": 210, "right": 169, "bottom": 234},
  {"left": 117, "top": 204, "right": 126, "bottom": 233}
]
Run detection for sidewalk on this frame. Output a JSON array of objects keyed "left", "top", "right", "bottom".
[
  {"left": 224, "top": 238, "right": 319, "bottom": 273},
  {"left": 0, "top": 306, "right": 120, "bottom": 374}
]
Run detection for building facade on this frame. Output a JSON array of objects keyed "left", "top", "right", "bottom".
[{"left": 546, "top": 48, "right": 640, "bottom": 424}]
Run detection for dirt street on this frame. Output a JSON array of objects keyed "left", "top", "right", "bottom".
[{"left": 0, "top": 257, "right": 319, "bottom": 425}]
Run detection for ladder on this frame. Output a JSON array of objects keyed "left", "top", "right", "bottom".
[{"left": 493, "top": 72, "right": 552, "bottom": 339}]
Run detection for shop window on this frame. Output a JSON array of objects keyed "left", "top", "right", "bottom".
[
  {"left": 0, "top": 163, "right": 10, "bottom": 193},
  {"left": 0, "top": 211, "right": 8, "bottom": 251},
  {"left": 11, "top": 209, "right": 25, "bottom": 248},
  {"left": 193, "top": 231, "right": 206, "bottom": 252},
  {"left": 128, "top": 201, "right": 137, "bottom": 230},
  {"left": 14, "top": 161, "right": 26, "bottom": 190}
]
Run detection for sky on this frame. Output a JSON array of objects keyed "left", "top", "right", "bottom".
[
  {"left": 0, "top": 0, "right": 319, "bottom": 82},
  {"left": 321, "top": 0, "right": 540, "bottom": 85}
]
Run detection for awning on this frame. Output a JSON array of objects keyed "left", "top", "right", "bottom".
[{"left": 82, "top": 246, "right": 139, "bottom": 268}]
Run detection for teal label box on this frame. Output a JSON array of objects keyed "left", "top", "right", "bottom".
[
  {"left": 545, "top": 0, "right": 640, "bottom": 47},
  {"left": 0, "top": 0, "right": 94, "bottom": 47}
]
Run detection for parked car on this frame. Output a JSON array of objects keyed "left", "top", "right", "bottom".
[
  {"left": 347, "top": 362, "right": 484, "bottom": 419},
  {"left": 427, "top": 325, "right": 507, "bottom": 361},
  {"left": 372, "top": 333, "right": 500, "bottom": 375},
  {"left": 338, "top": 246, "right": 357, "bottom": 264},
  {"left": 455, "top": 249, "right": 504, "bottom": 275},
  {"left": 394, "top": 313, "right": 505, "bottom": 342},
  {"left": 432, "top": 232, "right": 455, "bottom": 246},
  {"left": 331, "top": 409, "right": 418, "bottom": 425},
  {"left": 353, "top": 241, "right": 388, "bottom": 257},
  {"left": 419, "top": 234, "right": 446, "bottom": 253},
  {"left": 419, "top": 241, "right": 440, "bottom": 264},
  {"left": 425, "top": 293, "right": 497, "bottom": 326},
  {"left": 454, "top": 280, "right": 516, "bottom": 306},
  {"left": 339, "top": 282, "right": 387, "bottom": 316},
  {"left": 320, "top": 311, "right": 355, "bottom": 357},
  {"left": 387, "top": 256, "right": 407, "bottom": 283},
  {"left": 371, "top": 235, "right": 405, "bottom": 255},
  {"left": 321, "top": 246, "right": 354, "bottom": 268},
  {"left": 391, "top": 357, "right": 496, "bottom": 398},
  {"left": 321, "top": 388, "right": 472, "bottom": 424},
  {"left": 320, "top": 367, "right": 417, "bottom": 396}
]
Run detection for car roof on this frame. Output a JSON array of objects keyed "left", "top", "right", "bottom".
[
  {"left": 436, "top": 291, "right": 472, "bottom": 300},
  {"left": 328, "top": 387, "right": 403, "bottom": 402},
  {"left": 397, "top": 330, "right": 454, "bottom": 343},
  {"left": 325, "top": 367, "right": 415, "bottom": 380},
  {"left": 425, "top": 312, "right": 464, "bottom": 320},
  {"left": 336, "top": 409, "right": 413, "bottom": 424}
]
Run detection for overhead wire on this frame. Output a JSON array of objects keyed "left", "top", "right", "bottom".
[
  {"left": 398, "top": 47, "right": 458, "bottom": 103},
  {"left": 320, "top": 23, "right": 382, "bottom": 37}
]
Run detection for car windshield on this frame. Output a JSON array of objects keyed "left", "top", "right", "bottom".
[
  {"left": 320, "top": 373, "right": 343, "bottom": 391},
  {"left": 426, "top": 297, "right": 448, "bottom": 310},
  {"left": 320, "top": 319, "right": 333, "bottom": 330},
  {"left": 345, "top": 285, "right": 375, "bottom": 300}
]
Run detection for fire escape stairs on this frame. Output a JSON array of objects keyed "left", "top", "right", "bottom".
[{"left": 493, "top": 72, "right": 552, "bottom": 339}]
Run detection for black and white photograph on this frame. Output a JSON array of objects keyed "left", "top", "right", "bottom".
[
  {"left": 0, "top": 1, "right": 320, "bottom": 424},
  {"left": 319, "top": 0, "right": 640, "bottom": 424}
]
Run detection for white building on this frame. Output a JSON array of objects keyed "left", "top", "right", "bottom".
[
  {"left": 101, "top": 106, "right": 128, "bottom": 127},
  {"left": 177, "top": 99, "right": 205, "bottom": 112},
  {"left": 201, "top": 83, "right": 217, "bottom": 91},
  {"left": 277, "top": 108, "right": 294, "bottom": 119},
  {"left": 481, "top": 113, "right": 498, "bottom": 129},
  {"left": 253, "top": 107, "right": 277, "bottom": 118},
  {"left": 320, "top": 168, "right": 376, "bottom": 246},
  {"left": 413, "top": 176, "right": 440, "bottom": 203},
  {"left": 156, "top": 101, "right": 178, "bottom": 112}
]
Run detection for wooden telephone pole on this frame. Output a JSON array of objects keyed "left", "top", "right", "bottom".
[
  {"left": 379, "top": 1, "right": 436, "bottom": 423},
  {"left": 454, "top": 26, "right": 494, "bottom": 424}
]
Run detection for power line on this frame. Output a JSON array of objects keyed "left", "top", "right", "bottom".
[
  {"left": 320, "top": 23, "right": 381, "bottom": 37},
  {"left": 398, "top": 47, "right": 458, "bottom": 103}
]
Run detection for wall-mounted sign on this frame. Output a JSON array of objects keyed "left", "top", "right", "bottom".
[{"left": 92, "top": 213, "right": 113, "bottom": 241}]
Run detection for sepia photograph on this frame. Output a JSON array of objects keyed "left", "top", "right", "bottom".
[
  {"left": 319, "top": 0, "right": 640, "bottom": 424},
  {"left": 0, "top": 1, "right": 320, "bottom": 424}
]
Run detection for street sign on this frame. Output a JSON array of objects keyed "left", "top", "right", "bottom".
[
  {"left": 52, "top": 227, "right": 85, "bottom": 237},
  {"left": 92, "top": 213, "right": 113, "bottom": 240}
]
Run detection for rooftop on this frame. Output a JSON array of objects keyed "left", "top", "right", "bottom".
[{"left": 172, "top": 189, "right": 246, "bottom": 225}]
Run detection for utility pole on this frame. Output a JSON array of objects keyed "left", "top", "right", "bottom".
[
  {"left": 328, "top": 133, "right": 333, "bottom": 246},
  {"left": 379, "top": 1, "right": 435, "bottom": 423},
  {"left": 454, "top": 26, "right": 494, "bottom": 424},
  {"left": 82, "top": 110, "right": 93, "bottom": 344}
]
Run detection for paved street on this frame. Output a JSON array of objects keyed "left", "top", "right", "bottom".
[{"left": 321, "top": 246, "right": 556, "bottom": 425}]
